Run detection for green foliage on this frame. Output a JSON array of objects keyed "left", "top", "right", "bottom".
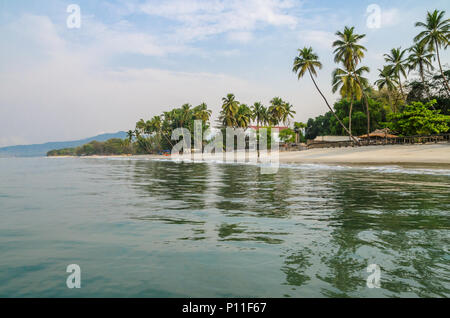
[
  {"left": 47, "top": 138, "right": 133, "bottom": 156},
  {"left": 305, "top": 98, "right": 387, "bottom": 139},
  {"left": 387, "top": 100, "right": 450, "bottom": 136},
  {"left": 279, "top": 128, "right": 296, "bottom": 143}
]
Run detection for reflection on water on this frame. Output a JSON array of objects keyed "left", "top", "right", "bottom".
[{"left": 0, "top": 158, "right": 448, "bottom": 297}]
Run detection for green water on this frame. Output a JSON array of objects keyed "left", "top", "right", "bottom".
[{"left": 0, "top": 157, "right": 449, "bottom": 297}]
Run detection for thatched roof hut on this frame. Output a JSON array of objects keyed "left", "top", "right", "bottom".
[{"left": 359, "top": 128, "right": 398, "bottom": 139}]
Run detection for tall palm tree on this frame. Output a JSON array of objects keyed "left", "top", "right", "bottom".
[
  {"left": 251, "top": 102, "right": 265, "bottom": 130},
  {"left": 414, "top": 9, "right": 450, "bottom": 95},
  {"left": 193, "top": 103, "right": 212, "bottom": 122},
  {"left": 332, "top": 64, "right": 369, "bottom": 136},
  {"left": 126, "top": 130, "right": 134, "bottom": 144},
  {"left": 333, "top": 26, "right": 370, "bottom": 141},
  {"left": 282, "top": 102, "right": 296, "bottom": 126},
  {"left": 292, "top": 47, "right": 359, "bottom": 144},
  {"left": 384, "top": 47, "right": 408, "bottom": 99},
  {"left": 374, "top": 66, "right": 400, "bottom": 112},
  {"left": 268, "top": 97, "right": 286, "bottom": 126},
  {"left": 235, "top": 104, "right": 252, "bottom": 128},
  {"left": 408, "top": 42, "right": 435, "bottom": 98},
  {"left": 221, "top": 93, "right": 240, "bottom": 127}
]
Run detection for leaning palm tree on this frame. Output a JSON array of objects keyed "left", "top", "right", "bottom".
[
  {"left": 333, "top": 26, "right": 370, "bottom": 140},
  {"left": 292, "top": 47, "right": 359, "bottom": 144},
  {"left": 414, "top": 9, "right": 450, "bottom": 95},
  {"left": 408, "top": 42, "right": 435, "bottom": 98},
  {"left": 374, "top": 66, "right": 400, "bottom": 112},
  {"left": 221, "top": 93, "right": 240, "bottom": 127},
  {"left": 384, "top": 47, "right": 408, "bottom": 100},
  {"left": 332, "top": 64, "right": 369, "bottom": 136}
]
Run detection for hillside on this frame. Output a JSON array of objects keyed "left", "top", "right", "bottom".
[{"left": 0, "top": 132, "right": 127, "bottom": 157}]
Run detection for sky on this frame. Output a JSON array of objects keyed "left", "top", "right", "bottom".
[{"left": 0, "top": 0, "right": 449, "bottom": 146}]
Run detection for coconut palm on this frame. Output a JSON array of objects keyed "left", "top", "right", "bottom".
[
  {"left": 126, "top": 130, "right": 134, "bottom": 144},
  {"left": 251, "top": 102, "right": 265, "bottom": 130},
  {"left": 414, "top": 9, "right": 450, "bottom": 95},
  {"left": 235, "top": 104, "right": 252, "bottom": 128},
  {"left": 332, "top": 64, "right": 369, "bottom": 136},
  {"left": 374, "top": 66, "right": 400, "bottom": 112},
  {"left": 268, "top": 97, "right": 286, "bottom": 126},
  {"left": 282, "top": 102, "right": 296, "bottom": 126},
  {"left": 292, "top": 47, "right": 359, "bottom": 144},
  {"left": 384, "top": 47, "right": 408, "bottom": 99},
  {"left": 221, "top": 93, "right": 240, "bottom": 127},
  {"left": 193, "top": 103, "right": 212, "bottom": 122},
  {"left": 408, "top": 42, "right": 435, "bottom": 98},
  {"left": 333, "top": 26, "right": 370, "bottom": 141}
]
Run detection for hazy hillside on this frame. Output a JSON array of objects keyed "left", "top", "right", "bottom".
[{"left": 0, "top": 132, "right": 127, "bottom": 157}]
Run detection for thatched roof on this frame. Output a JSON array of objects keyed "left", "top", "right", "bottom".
[{"left": 359, "top": 128, "right": 398, "bottom": 139}]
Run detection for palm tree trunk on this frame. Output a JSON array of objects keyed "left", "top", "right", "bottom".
[
  {"left": 350, "top": 62, "right": 370, "bottom": 144},
  {"left": 435, "top": 40, "right": 450, "bottom": 97},
  {"left": 398, "top": 72, "right": 405, "bottom": 100},
  {"left": 349, "top": 98, "right": 354, "bottom": 136},
  {"left": 308, "top": 70, "right": 360, "bottom": 145},
  {"left": 257, "top": 119, "right": 260, "bottom": 158}
]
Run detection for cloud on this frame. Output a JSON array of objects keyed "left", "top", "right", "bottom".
[
  {"left": 139, "top": 0, "right": 298, "bottom": 42},
  {"left": 0, "top": 13, "right": 268, "bottom": 145},
  {"left": 299, "top": 30, "right": 335, "bottom": 49}
]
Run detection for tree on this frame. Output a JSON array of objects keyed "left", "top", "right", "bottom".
[
  {"left": 292, "top": 46, "right": 360, "bottom": 144},
  {"left": 221, "top": 93, "right": 240, "bottom": 127},
  {"left": 251, "top": 102, "right": 266, "bottom": 130},
  {"left": 332, "top": 63, "right": 369, "bottom": 136},
  {"left": 235, "top": 104, "right": 252, "bottom": 128},
  {"left": 384, "top": 47, "right": 408, "bottom": 100},
  {"left": 408, "top": 42, "right": 435, "bottom": 98},
  {"left": 414, "top": 9, "right": 450, "bottom": 95},
  {"left": 268, "top": 97, "right": 286, "bottom": 126},
  {"left": 387, "top": 100, "right": 450, "bottom": 135},
  {"left": 374, "top": 65, "right": 400, "bottom": 112},
  {"left": 333, "top": 26, "right": 370, "bottom": 141},
  {"left": 282, "top": 102, "right": 296, "bottom": 126}
]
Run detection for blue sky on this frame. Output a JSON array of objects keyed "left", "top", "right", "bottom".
[{"left": 0, "top": 0, "right": 449, "bottom": 146}]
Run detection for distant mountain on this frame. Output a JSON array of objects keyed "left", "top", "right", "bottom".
[{"left": 0, "top": 131, "right": 127, "bottom": 157}]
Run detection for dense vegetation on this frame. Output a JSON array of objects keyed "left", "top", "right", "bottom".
[
  {"left": 48, "top": 9, "right": 450, "bottom": 156},
  {"left": 297, "top": 9, "right": 450, "bottom": 142}
]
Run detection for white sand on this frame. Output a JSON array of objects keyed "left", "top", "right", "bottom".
[
  {"left": 278, "top": 143, "right": 450, "bottom": 165},
  {"left": 69, "top": 143, "right": 450, "bottom": 166}
]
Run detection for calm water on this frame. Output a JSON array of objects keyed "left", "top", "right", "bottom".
[{"left": 0, "top": 157, "right": 449, "bottom": 297}]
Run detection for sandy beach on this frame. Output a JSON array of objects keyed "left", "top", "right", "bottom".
[{"left": 66, "top": 143, "right": 450, "bottom": 166}]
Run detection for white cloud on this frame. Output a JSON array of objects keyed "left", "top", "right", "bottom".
[
  {"left": 139, "top": 0, "right": 298, "bottom": 42},
  {"left": 300, "top": 30, "right": 335, "bottom": 49}
]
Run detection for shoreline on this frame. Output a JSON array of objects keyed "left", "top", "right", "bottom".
[{"left": 46, "top": 143, "right": 450, "bottom": 167}]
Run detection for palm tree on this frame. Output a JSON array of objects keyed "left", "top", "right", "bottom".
[
  {"left": 126, "top": 130, "right": 134, "bottom": 144},
  {"left": 268, "top": 97, "right": 286, "bottom": 126},
  {"left": 251, "top": 102, "right": 265, "bottom": 130},
  {"left": 408, "top": 42, "right": 435, "bottom": 98},
  {"left": 282, "top": 102, "right": 296, "bottom": 126},
  {"left": 292, "top": 47, "right": 359, "bottom": 144},
  {"left": 235, "top": 104, "right": 252, "bottom": 128},
  {"left": 333, "top": 26, "right": 370, "bottom": 141},
  {"left": 374, "top": 66, "right": 400, "bottom": 112},
  {"left": 414, "top": 9, "right": 450, "bottom": 95},
  {"left": 384, "top": 47, "right": 408, "bottom": 99},
  {"left": 332, "top": 64, "right": 369, "bottom": 136},
  {"left": 221, "top": 93, "right": 240, "bottom": 127},
  {"left": 193, "top": 103, "right": 212, "bottom": 122}
]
